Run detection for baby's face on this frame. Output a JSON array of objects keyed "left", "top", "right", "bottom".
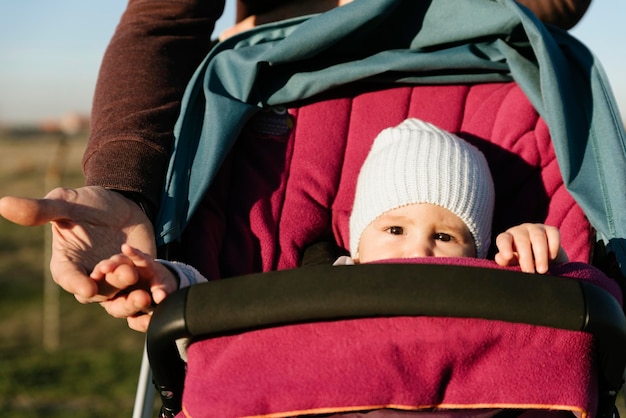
[{"left": 356, "top": 203, "right": 476, "bottom": 263}]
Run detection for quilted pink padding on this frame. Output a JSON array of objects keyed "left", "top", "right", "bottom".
[{"left": 182, "top": 82, "right": 592, "bottom": 279}]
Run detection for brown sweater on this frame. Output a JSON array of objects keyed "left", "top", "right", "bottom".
[
  {"left": 82, "top": 0, "right": 224, "bottom": 213},
  {"left": 82, "top": 0, "right": 591, "bottom": 215}
]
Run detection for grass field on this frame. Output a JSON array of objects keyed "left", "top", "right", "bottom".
[{"left": 0, "top": 133, "right": 147, "bottom": 417}]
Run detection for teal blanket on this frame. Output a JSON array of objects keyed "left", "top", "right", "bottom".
[{"left": 156, "top": 0, "right": 626, "bottom": 272}]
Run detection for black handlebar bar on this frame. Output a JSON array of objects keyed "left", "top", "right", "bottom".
[{"left": 147, "top": 263, "right": 626, "bottom": 417}]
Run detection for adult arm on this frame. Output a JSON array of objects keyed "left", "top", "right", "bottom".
[
  {"left": 0, "top": 1, "right": 224, "bottom": 329},
  {"left": 83, "top": 0, "right": 224, "bottom": 214}
]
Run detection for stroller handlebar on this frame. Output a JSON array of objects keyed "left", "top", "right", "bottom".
[{"left": 147, "top": 263, "right": 626, "bottom": 417}]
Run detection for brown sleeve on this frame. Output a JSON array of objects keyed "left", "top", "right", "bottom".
[
  {"left": 515, "top": 0, "right": 592, "bottom": 29},
  {"left": 83, "top": 0, "right": 224, "bottom": 212}
]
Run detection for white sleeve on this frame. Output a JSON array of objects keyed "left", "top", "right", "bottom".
[
  {"left": 333, "top": 255, "right": 356, "bottom": 266},
  {"left": 157, "top": 259, "right": 209, "bottom": 288}
]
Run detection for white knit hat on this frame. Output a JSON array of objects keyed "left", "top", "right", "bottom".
[{"left": 349, "top": 118, "right": 495, "bottom": 259}]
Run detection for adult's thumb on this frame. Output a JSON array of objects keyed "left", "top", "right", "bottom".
[{"left": 0, "top": 195, "right": 63, "bottom": 226}]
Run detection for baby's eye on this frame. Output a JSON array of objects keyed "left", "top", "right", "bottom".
[
  {"left": 434, "top": 233, "right": 453, "bottom": 242},
  {"left": 386, "top": 226, "right": 404, "bottom": 235}
]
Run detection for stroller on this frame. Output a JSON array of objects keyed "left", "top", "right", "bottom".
[{"left": 141, "top": 0, "right": 626, "bottom": 416}]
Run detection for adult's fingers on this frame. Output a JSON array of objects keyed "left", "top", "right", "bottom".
[
  {"left": 51, "top": 257, "right": 101, "bottom": 301},
  {"left": 0, "top": 195, "right": 67, "bottom": 226}
]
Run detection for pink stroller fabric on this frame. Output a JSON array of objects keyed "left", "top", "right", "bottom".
[
  {"left": 181, "top": 83, "right": 594, "bottom": 279},
  {"left": 177, "top": 83, "right": 620, "bottom": 417}
]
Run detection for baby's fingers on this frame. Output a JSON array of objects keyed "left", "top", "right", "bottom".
[
  {"left": 527, "top": 227, "right": 551, "bottom": 274},
  {"left": 529, "top": 225, "right": 566, "bottom": 273},
  {"left": 495, "top": 226, "right": 538, "bottom": 273},
  {"left": 544, "top": 226, "right": 563, "bottom": 261},
  {"left": 494, "top": 232, "right": 517, "bottom": 267},
  {"left": 120, "top": 244, "right": 154, "bottom": 267},
  {"left": 511, "top": 232, "right": 538, "bottom": 273},
  {"left": 99, "top": 288, "right": 153, "bottom": 326},
  {"left": 93, "top": 263, "right": 139, "bottom": 297},
  {"left": 90, "top": 253, "right": 133, "bottom": 277},
  {"left": 90, "top": 259, "right": 111, "bottom": 280},
  {"left": 127, "top": 314, "right": 152, "bottom": 333}
]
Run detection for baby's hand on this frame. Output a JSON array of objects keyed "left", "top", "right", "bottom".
[
  {"left": 90, "top": 244, "right": 179, "bottom": 331},
  {"left": 494, "top": 223, "right": 568, "bottom": 274}
]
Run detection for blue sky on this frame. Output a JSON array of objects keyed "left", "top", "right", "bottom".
[{"left": 0, "top": 1, "right": 624, "bottom": 124}]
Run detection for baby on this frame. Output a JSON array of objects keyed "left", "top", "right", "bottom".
[
  {"left": 91, "top": 118, "right": 568, "bottom": 319},
  {"left": 344, "top": 118, "right": 567, "bottom": 271}
]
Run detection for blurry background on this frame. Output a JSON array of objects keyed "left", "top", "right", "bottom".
[
  {"left": 0, "top": 0, "right": 624, "bottom": 126},
  {"left": 0, "top": 1, "right": 624, "bottom": 417}
]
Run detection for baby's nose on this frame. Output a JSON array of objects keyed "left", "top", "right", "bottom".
[{"left": 406, "top": 243, "right": 433, "bottom": 258}]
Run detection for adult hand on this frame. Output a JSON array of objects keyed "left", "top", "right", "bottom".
[{"left": 0, "top": 186, "right": 157, "bottom": 327}]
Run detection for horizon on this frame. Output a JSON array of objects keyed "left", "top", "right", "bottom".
[{"left": 1, "top": 1, "right": 624, "bottom": 124}]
